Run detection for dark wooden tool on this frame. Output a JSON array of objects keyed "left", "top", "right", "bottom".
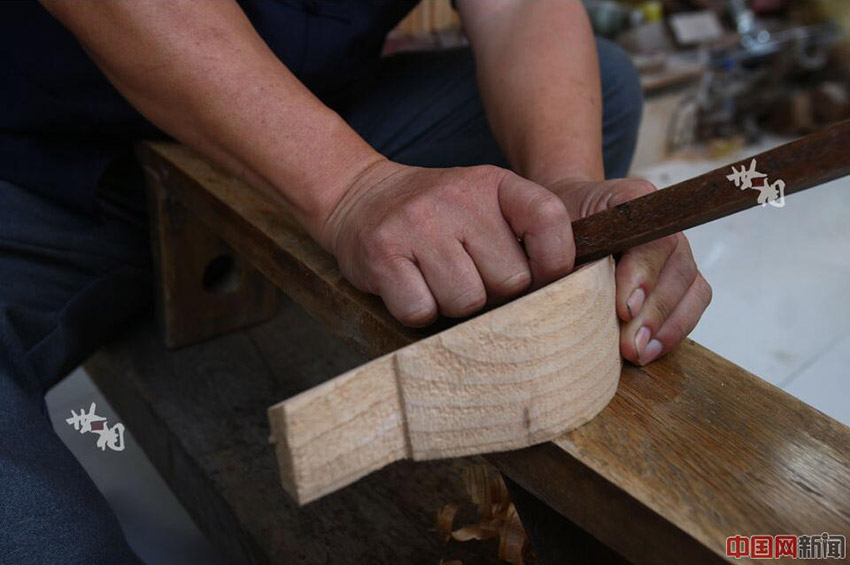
[{"left": 573, "top": 119, "right": 850, "bottom": 265}]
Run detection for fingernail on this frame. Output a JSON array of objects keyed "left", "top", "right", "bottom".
[
  {"left": 640, "top": 339, "right": 663, "bottom": 366},
  {"left": 634, "top": 326, "right": 651, "bottom": 360},
  {"left": 626, "top": 287, "right": 645, "bottom": 319}
]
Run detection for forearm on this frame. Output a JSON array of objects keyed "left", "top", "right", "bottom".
[
  {"left": 40, "top": 0, "right": 381, "bottom": 246},
  {"left": 459, "top": 0, "right": 604, "bottom": 186}
]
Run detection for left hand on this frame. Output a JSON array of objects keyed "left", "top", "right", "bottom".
[{"left": 549, "top": 178, "right": 712, "bottom": 366}]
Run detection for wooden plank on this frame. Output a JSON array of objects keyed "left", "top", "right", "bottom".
[
  {"left": 136, "top": 139, "right": 850, "bottom": 563},
  {"left": 86, "top": 298, "right": 503, "bottom": 565},
  {"left": 490, "top": 338, "right": 850, "bottom": 564},
  {"left": 269, "top": 258, "right": 621, "bottom": 504}
]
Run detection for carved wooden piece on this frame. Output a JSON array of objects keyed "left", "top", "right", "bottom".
[
  {"left": 147, "top": 176, "right": 278, "bottom": 348},
  {"left": 268, "top": 258, "right": 620, "bottom": 504}
]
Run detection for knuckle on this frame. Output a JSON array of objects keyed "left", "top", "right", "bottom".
[
  {"left": 658, "top": 233, "right": 680, "bottom": 257},
  {"left": 620, "top": 251, "right": 658, "bottom": 289},
  {"left": 360, "top": 224, "right": 397, "bottom": 259},
  {"left": 631, "top": 234, "right": 679, "bottom": 278},
  {"left": 666, "top": 317, "right": 689, "bottom": 342},
  {"left": 696, "top": 275, "right": 713, "bottom": 306},
  {"left": 671, "top": 253, "right": 698, "bottom": 288},
  {"left": 473, "top": 164, "right": 508, "bottom": 182},
  {"left": 530, "top": 193, "right": 569, "bottom": 225},
  {"left": 363, "top": 253, "right": 401, "bottom": 293},
  {"left": 402, "top": 195, "right": 438, "bottom": 224},
  {"left": 649, "top": 297, "right": 672, "bottom": 324},
  {"left": 631, "top": 179, "right": 657, "bottom": 196}
]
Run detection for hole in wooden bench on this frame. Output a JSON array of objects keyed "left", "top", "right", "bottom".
[{"left": 203, "top": 254, "right": 242, "bottom": 295}]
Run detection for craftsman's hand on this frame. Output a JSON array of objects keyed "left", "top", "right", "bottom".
[
  {"left": 320, "top": 161, "right": 575, "bottom": 327},
  {"left": 550, "top": 178, "right": 712, "bottom": 365}
]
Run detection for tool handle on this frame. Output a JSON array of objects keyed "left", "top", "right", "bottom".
[{"left": 572, "top": 119, "right": 850, "bottom": 265}]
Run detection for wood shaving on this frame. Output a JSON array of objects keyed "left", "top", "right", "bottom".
[
  {"left": 498, "top": 503, "right": 527, "bottom": 564},
  {"left": 436, "top": 503, "right": 459, "bottom": 539},
  {"left": 451, "top": 518, "right": 500, "bottom": 542},
  {"left": 435, "top": 463, "right": 536, "bottom": 565}
]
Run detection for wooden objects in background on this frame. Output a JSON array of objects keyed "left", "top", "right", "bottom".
[
  {"left": 268, "top": 258, "right": 620, "bottom": 504},
  {"left": 147, "top": 177, "right": 278, "bottom": 348}
]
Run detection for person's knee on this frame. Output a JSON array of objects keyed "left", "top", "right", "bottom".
[
  {"left": 598, "top": 37, "right": 643, "bottom": 137},
  {"left": 596, "top": 37, "right": 643, "bottom": 177}
]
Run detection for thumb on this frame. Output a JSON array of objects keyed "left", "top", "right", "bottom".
[
  {"left": 604, "top": 179, "right": 657, "bottom": 210},
  {"left": 562, "top": 178, "right": 658, "bottom": 219}
]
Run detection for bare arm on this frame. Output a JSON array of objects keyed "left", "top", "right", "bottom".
[
  {"left": 42, "top": 0, "right": 575, "bottom": 327},
  {"left": 40, "top": 0, "right": 380, "bottom": 243},
  {"left": 458, "top": 0, "right": 603, "bottom": 186}
]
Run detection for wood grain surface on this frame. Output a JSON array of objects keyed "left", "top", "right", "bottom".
[
  {"left": 135, "top": 139, "right": 850, "bottom": 563},
  {"left": 490, "top": 338, "right": 850, "bottom": 564},
  {"left": 269, "top": 258, "right": 621, "bottom": 504}
]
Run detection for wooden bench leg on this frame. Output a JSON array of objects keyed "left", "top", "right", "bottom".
[{"left": 147, "top": 178, "right": 278, "bottom": 349}]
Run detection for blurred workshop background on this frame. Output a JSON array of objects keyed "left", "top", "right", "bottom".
[{"left": 46, "top": 1, "right": 850, "bottom": 563}]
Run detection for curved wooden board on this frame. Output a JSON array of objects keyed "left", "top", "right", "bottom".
[{"left": 268, "top": 257, "right": 621, "bottom": 504}]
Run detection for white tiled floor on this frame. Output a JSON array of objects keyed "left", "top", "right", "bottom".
[{"left": 44, "top": 136, "right": 849, "bottom": 564}]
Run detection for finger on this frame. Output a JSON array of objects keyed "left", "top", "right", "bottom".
[
  {"left": 498, "top": 173, "right": 575, "bottom": 287},
  {"left": 463, "top": 220, "right": 532, "bottom": 303},
  {"left": 623, "top": 273, "right": 712, "bottom": 365},
  {"left": 570, "top": 178, "right": 657, "bottom": 219},
  {"left": 614, "top": 233, "right": 680, "bottom": 323},
  {"left": 416, "top": 240, "right": 487, "bottom": 318},
  {"left": 621, "top": 240, "right": 700, "bottom": 364},
  {"left": 373, "top": 256, "right": 438, "bottom": 328},
  {"left": 605, "top": 179, "right": 657, "bottom": 208}
]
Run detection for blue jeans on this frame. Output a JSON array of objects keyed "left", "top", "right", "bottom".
[{"left": 0, "top": 40, "right": 641, "bottom": 564}]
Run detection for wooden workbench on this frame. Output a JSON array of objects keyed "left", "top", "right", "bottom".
[{"left": 83, "top": 143, "right": 850, "bottom": 564}]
